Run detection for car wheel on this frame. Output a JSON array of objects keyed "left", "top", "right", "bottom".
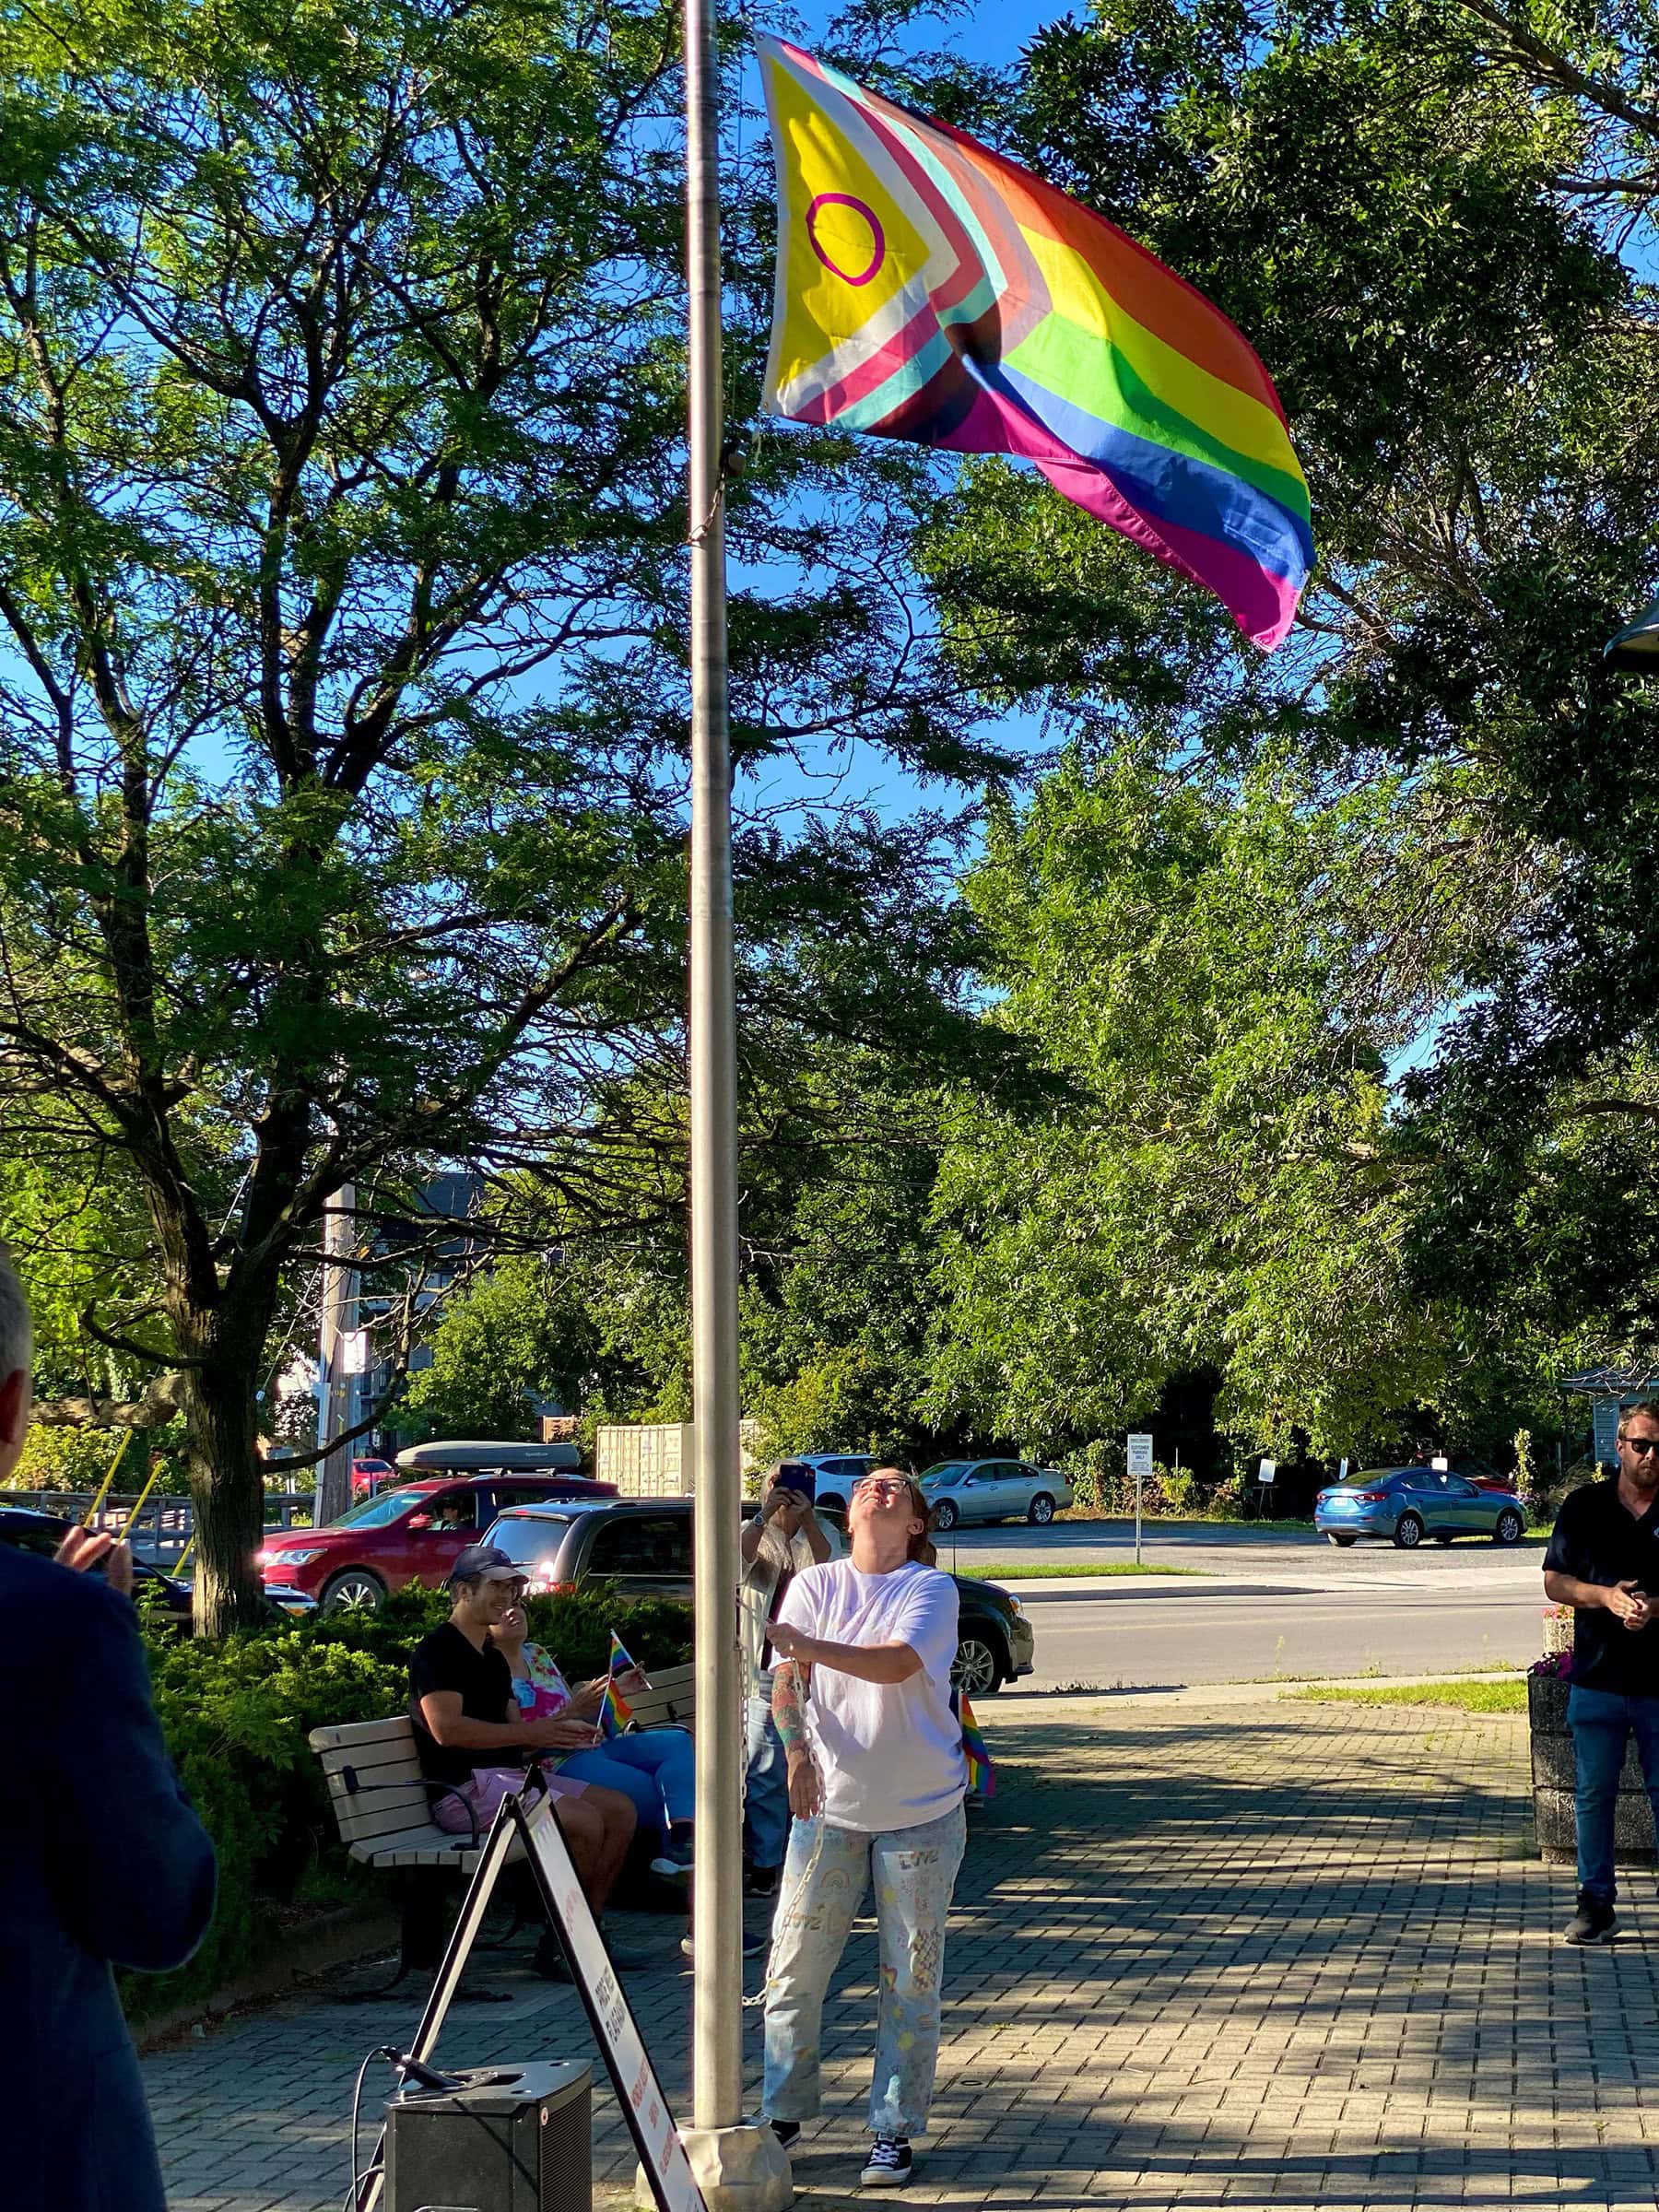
[
  {"left": 321, "top": 1569, "right": 386, "bottom": 1613},
  {"left": 1327, "top": 1535, "right": 1356, "bottom": 1547},
  {"left": 1394, "top": 1513, "right": 1424, "bottom": 1550},
  {"left": 950, "top": 1634, "right": 1004, "bottom": 1697},
  {"left": 933, "top": 1499, "right": 959, "bottom": 1532},
  {"left": 1028, "top": 1492, "right": 1055, "bottom": 1526},
  {"left": 1494, "top": 1509, "right": 1524, "bottom": 1546}
]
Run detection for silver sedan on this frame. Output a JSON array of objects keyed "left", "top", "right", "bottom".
[{"left": 919, "top": 1458, "right": 1075, "bottom": 1530}]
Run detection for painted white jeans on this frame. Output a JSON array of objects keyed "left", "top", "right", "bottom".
[{"left": 762, "top": 1800, "right": 967, "bottom": 2136}]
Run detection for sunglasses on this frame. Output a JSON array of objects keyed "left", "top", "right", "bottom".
[
  {"left": 1622, "top": 1436, "right": 1659, "bottom": 1457},
  {"left": 854, "top": 1477, "right": 913, "bottom": 1499}
]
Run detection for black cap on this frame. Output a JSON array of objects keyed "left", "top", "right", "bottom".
[{"left": 445, "top": 1543, "right": 524, "bottom": 1586}]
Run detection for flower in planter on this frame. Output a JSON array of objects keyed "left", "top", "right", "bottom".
[{"left": 1529, "top": 1649, "right": 1572, "bottom": 1677}]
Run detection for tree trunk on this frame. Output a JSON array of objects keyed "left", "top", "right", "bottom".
[{"left": 177, "top": 1330, "right": 270, "bottom": 1637}]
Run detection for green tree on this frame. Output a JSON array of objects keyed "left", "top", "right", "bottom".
[
  {"left": 0, "top": 0, "right": 1018, "bottom": 1630},
  {"left": 912, "top": 0, "right": 1659, "bottom": 1423},
  {"left": 924, "top": 752, "right": 1462, "bottom": 1454}
]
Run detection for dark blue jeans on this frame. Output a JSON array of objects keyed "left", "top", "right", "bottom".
[{"left": 1567, "top": 1684, "right": 1659, "bottom": 1901}]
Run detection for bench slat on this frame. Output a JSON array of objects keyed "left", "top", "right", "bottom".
[
  {"left": 335, "top": 1797, "right": 446, "bottom": 1844},
  {"left": 317, "top": 1733, "right": 422, "bottom": 1771},
  {"left": 310, "top": 1714, "right": 418, "bottom": 1753},
  {"left": 323, "top": 1751, "right": 425, "bottom": 1794}
]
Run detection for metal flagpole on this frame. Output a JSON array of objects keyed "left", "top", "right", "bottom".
[
  {"left": 684, "top": 0, "right": 744, "bottom": 2150},
  {"left": 677, "top": 4, "right": 788, "bottom": 2195},
  {"left": 314, "top": 1184, "right": 356, "bottom": 1528}
]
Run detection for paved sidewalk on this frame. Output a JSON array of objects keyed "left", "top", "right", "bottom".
[{"left": 143, "top": 1692, "right": 1659, "bottom": 2211}]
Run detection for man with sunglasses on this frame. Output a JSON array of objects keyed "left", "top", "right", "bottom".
[{"left": 1545, "top": 1403, "right": 1659, "bottom": 1942}]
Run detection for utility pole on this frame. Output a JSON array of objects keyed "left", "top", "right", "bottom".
[{"left": 315, "top": 1186, "right": 356, "bottom": 1528}]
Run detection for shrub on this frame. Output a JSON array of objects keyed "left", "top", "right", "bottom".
[{"left": 120, "top": 1583, "right": 694, "bottom": 2022}]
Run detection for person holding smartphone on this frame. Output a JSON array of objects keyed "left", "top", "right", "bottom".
[
  {"left": 740, "top": 1461, "right": 841, "bottom": 1897},
  {"left": 1545, "top": 1402, "right": 1659, "bottom": 1943}
]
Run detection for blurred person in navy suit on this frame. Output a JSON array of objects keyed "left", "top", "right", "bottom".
[{"left": 0, "top": 1253, "right": 217, "bottom": 2212}]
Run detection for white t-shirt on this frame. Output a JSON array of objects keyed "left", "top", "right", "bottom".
[{"left": 776, "top": 1558, "right": 966, "bottom": 1832}]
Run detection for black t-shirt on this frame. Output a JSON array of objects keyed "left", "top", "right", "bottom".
[
  {"left": 408, "top": 1622, "right": 515, "bottom": 1785},
  {"left": 1545, "top": 1478, "right": 1659, "bottom": 1695}
]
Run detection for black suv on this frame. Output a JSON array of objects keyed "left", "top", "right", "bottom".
[{"left": 482, "top": 1495, "right": 1036, "bottom": 1695}]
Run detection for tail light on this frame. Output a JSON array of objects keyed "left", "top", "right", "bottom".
[{"left": 1355, "top": 1490, "right": 1389, "bottom": 1504}]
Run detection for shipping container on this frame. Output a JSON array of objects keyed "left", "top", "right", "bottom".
[{"left": 594, "top": 1419, "right": 764, "bottom": 1495}]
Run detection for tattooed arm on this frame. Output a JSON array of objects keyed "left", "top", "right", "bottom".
[{"left": 771, "top": 1657, "right": 823, "bottom": 1818}]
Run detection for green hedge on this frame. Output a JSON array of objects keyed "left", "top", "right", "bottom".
[{"left": 122, "top": 1583, "right": 693, "bottom": 2022}]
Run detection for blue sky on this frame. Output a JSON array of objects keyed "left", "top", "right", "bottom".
[{"left": 730, "top": 0, "right": 1069, "bottom": 836}]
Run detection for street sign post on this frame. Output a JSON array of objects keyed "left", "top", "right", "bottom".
[{"left": 1127, "top": 1433, "right": 1154, "bottom": 1564}]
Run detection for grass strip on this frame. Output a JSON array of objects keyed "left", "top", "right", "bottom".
[
  {"left": 1284, "top": 1677, "right": 1527, "bottom": 1713},
  {"left": 951, "top": 1560, "right": 1206, "bottom": 1580}
]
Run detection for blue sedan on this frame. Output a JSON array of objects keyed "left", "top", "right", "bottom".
[{"left": 1314, "top": 1467, "right": 1526, "bottom": 1549}]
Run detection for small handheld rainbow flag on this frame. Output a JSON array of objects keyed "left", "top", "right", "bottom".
[
  {"left": 958, "top": 1692, "right": 996, "bottom": 1800},
  {"left": 609, "top": 1630, "right": 649, "bottom": 1687},
  {"left": 600, "top": 1670, "right": 636, "bottom": 1739}
]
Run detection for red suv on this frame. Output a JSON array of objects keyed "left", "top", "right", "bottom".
[
  {"left": 350, "top": 1456, "right": 396, "bottom": 1499},
  {"left": 259, "top": 1473, "right": 615, "bottom": 1614}
]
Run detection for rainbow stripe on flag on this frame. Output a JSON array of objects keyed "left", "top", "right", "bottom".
[
  {"left": 958, "top": 1692, "right": 995, "bottom": 1800},
  {"left": 600, "top": 1671, "right": 636, "bottom": 1740},
  {"left": 757, "top": 36, "right": 1312, "bottom": 650}
]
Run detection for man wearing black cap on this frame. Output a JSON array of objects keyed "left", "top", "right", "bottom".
[
  {"left": 740, "top": 1462, "right": 841, "bottom": 1898},
  {"left": 409, "top": 1543, "right": 640, "bottom": 1964}
]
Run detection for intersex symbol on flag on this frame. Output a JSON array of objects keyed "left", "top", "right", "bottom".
[{"left": 757, "top": 35, "right": 1312, "bottom": 651}]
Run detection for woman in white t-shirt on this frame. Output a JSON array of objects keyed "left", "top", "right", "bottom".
[{"left": 761, "top": 1467, "right": 967, "bottom": 2191}]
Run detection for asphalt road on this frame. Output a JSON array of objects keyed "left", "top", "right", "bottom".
[{"left": 935, "top": 1517, "right": 1548, "bottom": 1693}]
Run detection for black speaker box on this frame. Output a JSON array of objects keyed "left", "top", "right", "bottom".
[{"left": 383, "top": 2061, "right": 593, "bottom": 2212}]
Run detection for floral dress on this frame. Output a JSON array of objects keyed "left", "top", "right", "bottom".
[{"left": 510, "top": 1641, "right": 574, "bottom": 1724}]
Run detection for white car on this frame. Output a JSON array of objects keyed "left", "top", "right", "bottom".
[{"left": 919, "top": 1458, "right": 1074, "bottom": 1530}]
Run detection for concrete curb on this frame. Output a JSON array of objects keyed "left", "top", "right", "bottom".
[{"left": 132, "top": 1905, "right": 401, "bottom": 2052}]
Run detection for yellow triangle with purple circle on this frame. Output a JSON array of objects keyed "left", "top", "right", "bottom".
[{"left": 763, "top": 50, "right": 935, "bottom": 388}]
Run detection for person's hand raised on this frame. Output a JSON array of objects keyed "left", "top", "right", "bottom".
[{"left": 53, "top": 1527, "right": 135, "bottom": 1598}]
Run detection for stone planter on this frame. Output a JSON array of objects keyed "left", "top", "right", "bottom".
[{"left": 1529, "top": 1671, "right": 1656, "bottom": 1864}]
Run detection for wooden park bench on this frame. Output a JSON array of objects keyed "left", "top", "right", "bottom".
[{"left": 309, "top": 1662, "right": 696, "bottom": 1986}]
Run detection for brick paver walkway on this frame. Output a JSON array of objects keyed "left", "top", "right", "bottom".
[{"left": 142, "top": 1693, "right": 1659, "bottom": 2211}]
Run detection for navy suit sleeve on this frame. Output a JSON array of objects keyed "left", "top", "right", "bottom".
[{"left": 45, "top": 1576, "right": 217, "bottom": 1974}]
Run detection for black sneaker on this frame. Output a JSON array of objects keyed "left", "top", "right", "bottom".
[
  {"left": 860, "top": 2136, "right": 912, "bottom": 2187},
  {"left": 769, "top": 2120, "right": 800, "bottom": 2149},
  {"left": 1564, "top": 1892, "right": 1618, "bottom": 1946}
]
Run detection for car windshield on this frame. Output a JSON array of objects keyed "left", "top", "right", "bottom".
[
  {"left": 488, "top": 1513, "right": 573, "bottom": 1564},
  {"left": 1336, "top": 1471, "right": 1394, "bottom": 1488},
  {"left": 328, "top": 1486, "right": 432, "bottom": 1529},
  {"left": 920, "top": 1462, "right": 971, "bottom": 1485}
]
